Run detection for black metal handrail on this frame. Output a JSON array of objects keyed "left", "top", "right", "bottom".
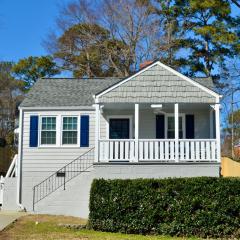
[{"left": 33, "top": 148, "right": 94, "bottom": 211}]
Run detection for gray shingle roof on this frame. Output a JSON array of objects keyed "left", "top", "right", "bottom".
[
  {"left": 20, "top": 75, "right": 215, "bottom": 108},
  {"left": 20, "top": 78, "right": 122, "bottom": 107},
  {"left": 193, "top": 77, "right": 214, "bottom": 90}
]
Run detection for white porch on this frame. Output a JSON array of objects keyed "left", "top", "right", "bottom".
[{"left": 94, "top": 103, "right": 221, "bottom": 163}]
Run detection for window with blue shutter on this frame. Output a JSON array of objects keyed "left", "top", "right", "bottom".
[
  {"left": 30, "top": 115, "right": 39, "bottom": 147},
  {"left": 80, "top": 115, "right": 89, "bottom": 147}
]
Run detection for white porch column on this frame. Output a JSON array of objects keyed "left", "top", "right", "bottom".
[
  {"left": 174, "top": 103, "right": 179, "bottom": 162},
  {"left": 209, "top": 108, "right": 214, "bottom": 139},
  {"left": 134, "top": 103, "right": 139, "bottom": 162},
  {"left": 215, "top": 103, "right": 221, "bottom": 162},
  {"left": 95, "top": 104, "right": 100, "bottom": 162}
]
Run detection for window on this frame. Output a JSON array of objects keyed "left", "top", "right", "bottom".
[
  {"left": 167, "top": 116, "right": 183, "bottom": 139},
  {"left": 62, "top": 117, "right": 78, "bottom": 144},
  {"left": 109, "top": 119, "right": 130, "bottom": 139},
  {"left": 41, "top": 117, "right": 56, "bottom": 145}
]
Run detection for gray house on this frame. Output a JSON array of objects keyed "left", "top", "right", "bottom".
[{"left": 2, "top": 61, "right": 221, "bottom": 218}]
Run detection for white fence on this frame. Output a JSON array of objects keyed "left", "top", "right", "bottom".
[
  {"left": 0, "top": 176, "right": 4, "bottom": 205},
  {"left": 0, "top": 154, "right": 17, "bottom": 205},
  {"left": 99, "top": 139, "right": 217, "bottom": 162}
]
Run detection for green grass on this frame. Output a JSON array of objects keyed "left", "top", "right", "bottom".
[{"left": 0, "top": 214, "right": 200, "bottom": 240}]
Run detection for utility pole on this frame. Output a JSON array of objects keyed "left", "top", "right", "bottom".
[{"left": 231, "top": 88, "right": 234, "bottom": 159}]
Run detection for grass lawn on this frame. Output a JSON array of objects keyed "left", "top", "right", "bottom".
[{"left": 0, "top": 214, "right": 200, "bottom": 240}]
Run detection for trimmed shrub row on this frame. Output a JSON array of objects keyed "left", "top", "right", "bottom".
[{"left": 89, "top": 177, "right": 240, "bottom": 238}]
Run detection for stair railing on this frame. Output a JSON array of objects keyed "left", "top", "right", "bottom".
[{"left": 33, "top": 148, "right": 94, "bottom": 211}]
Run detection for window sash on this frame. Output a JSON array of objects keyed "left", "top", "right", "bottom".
[
  {"left": 41, "top": 117, "right": 56, "bottom": 145},
  {"left": 62, "top": 117, "right": 78, "bottom": 145},
  {"left": 167, "top": 116, "right": 183, "bottom": 139}
]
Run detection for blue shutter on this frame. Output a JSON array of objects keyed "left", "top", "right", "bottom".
[
  {"left": 156, "top": 115, "right": 165, "bottom": 139},
  {"left": 80, "top": 115, "right": 89, "bottom": 147},
  {"left": 30, "top": 116, "right": 39, "bottom": 147},
  {"left": 185, "top": 114, "right": 195, "bottom": 139}
]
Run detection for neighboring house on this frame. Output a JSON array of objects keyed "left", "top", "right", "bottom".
[{"left": 2, "top": 61, "right": 221, "bottom": 218}]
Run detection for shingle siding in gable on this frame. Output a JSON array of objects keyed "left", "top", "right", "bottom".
[{"left": 98, "top": 64, "right": 216, "bottom": 103}]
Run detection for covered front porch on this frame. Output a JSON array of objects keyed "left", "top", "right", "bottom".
[{"left": 94, "top": 102, "right": 221, "bottom": 163}]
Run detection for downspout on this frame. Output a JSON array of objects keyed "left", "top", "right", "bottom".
[{"left": 16, "top": 107, "right": 24, "bottom": 210}]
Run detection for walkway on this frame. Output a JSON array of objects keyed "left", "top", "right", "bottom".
[{"left": 0, "top": 211, "right": 27, "bottom": 231}]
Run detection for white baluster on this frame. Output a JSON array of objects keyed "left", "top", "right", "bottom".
[
  {"left": 170, "top": 141, "right": 175, "bottom": 160},
  {"left": 130, "top": 141, "right": 135, "bottom": 160},
  {"left": 206, "top": 141, "right": 210, "bottom": 160},
  {"left": 125, "top": 141, "right": 129, "bottom": 160},
  {"left": 149, "top": 141, "right": 154, "bottom": 159},
  {"left": 144, "top": 141, "right": 149, "bottom": 160},
  {"left": 180, "top": 141, "right": 184, "bottom": 160},
  {"left": 185, "top": 141, "right": 189, "bottom": 160},
  {"left": 160, "top": 141, "right": 164, "bottom": 160},
  {"left": 196, "top": 141, "right": 200, "bottom": 161},
  {"left": 120, "top": 141, "right": 124, "bottom": 159},
  {"left": 191, "top": 142, "right": 195, "bottom": 160},
  {"left": 109, "top": 141, "right": 113, "bottom": 160},
  {"left": 154, "top": 141, "right": 159, "bottom": 160},
  {"left": 165, "top": 141, "right": 169, "bottom": 160}
]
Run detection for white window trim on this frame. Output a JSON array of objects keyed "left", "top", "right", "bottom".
[
  {"left": 39, "top": 115, "right": 59, "bottom": 147},
  {"left": 60, "top": 115, "right": 79, "bottom": 147},
  {"left": 165, "top": 113, "right": 186, "bottom": 139},
  {"left": 36, "top": 113, "right": 82, "bottom": 148},
  {"left": 106, "top": 115, "right": 133, "bottom": 139}
]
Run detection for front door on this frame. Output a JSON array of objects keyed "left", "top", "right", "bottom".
[{"left": 109, "top": 119, "right": 130, "bottom": 139}]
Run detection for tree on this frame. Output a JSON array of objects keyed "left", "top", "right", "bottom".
[
  {"left": 12, "top": 56, "right": 60, "bottom": 89},
  {"left": 176, "top": 0, "right": 240, "bottom": 79},
  {"left": 150, "top": 0, "right": 192, "bottom": 71},
  {"left": 0, "top": 62, "right": 23, "bottom": 139},
  {"left": 53, "top": 23, "right": 130, "bottom": 77},
  {"left": 230, "top": 0, "right": 240, "bottom": 8},
  {"left": 44, "top": 0, "right": 158, "bottom": 77}
]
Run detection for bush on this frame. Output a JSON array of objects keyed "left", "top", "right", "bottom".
[{"left": 89, "top": 177, "right": 240, "bottom": 238}]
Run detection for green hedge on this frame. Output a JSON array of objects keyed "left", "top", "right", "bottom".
[{"left": 89, "top": 177, "right": 240, "bottom": 238}]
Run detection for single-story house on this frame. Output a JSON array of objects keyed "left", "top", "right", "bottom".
[{"left": 2, "top": 61, "right": 221, "bottom": 218}]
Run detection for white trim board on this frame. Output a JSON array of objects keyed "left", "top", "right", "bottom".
[{"left": 95, "top": 61, "right": 220, "bottom": 102}]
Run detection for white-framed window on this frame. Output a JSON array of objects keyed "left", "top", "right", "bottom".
[
  {"left": 106, "top": 115, "right": 133, "bottom": 139},
  {"left": 62, "top": 116, "right": 78, "bottom": 145},
  {"left": 166, "top": 115, "right": 185, "bottom": 139},
  {"left": 40, "top": 116, "right": 57, "bottom": 145}
]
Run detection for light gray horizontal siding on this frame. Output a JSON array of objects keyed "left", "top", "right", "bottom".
[
  {"left": 99, "top": 65, "right": 216, "bottom": 103},
  {"left": 22, "top": 110, "right": 95, "bottom": 173},
  {"left": 21, "top": 109, "right": 96, "bottom": 211}
]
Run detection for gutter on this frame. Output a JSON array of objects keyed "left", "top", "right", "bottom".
[
  {"left": 19, "top": 106, "right": 94, "bottom": 111},
  {"left": 16, "top": 108, "right": 25, "bottom": 210}
]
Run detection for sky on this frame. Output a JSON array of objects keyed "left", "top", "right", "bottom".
[
  {"left": 0, "top": 0, "right": 69, "bottom": 62},
  {"left": 0, "top": 0, "right": 239, "bottom": 63}
]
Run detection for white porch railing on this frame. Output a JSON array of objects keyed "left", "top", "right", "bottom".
[
  {"left": 98, "top": 139, "right": 217, "bottom": 162},
  {"left": 99, "top": 139, "right": 135, "bottom": 161},
  {"left": 179, "top": 139, "right": 217, "bottom": 161}
]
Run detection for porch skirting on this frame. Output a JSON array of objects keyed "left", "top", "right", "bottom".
[{"left": 93, "top": 162, "right": 220, "bottom": 178}]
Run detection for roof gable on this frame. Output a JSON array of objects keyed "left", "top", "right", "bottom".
[{"left": 96, "top": 61, "right": 219, "bottom": 104}]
